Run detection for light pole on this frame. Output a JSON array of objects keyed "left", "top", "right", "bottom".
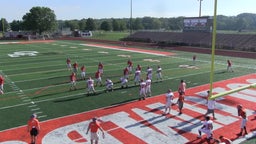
[
  {"left": 130, "top": 0, "right": 133, "bottom": 35},
  {"left": 198, "top": 0, "right": 203, "bottom": 17}
]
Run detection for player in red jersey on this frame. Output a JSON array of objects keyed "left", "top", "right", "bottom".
[
  {"left": 136, "top": 64, "right": 142, "bottom": 71},
  {"left": 0, "top": 75, "right": 4, "bottom": 94},
  {"left": 70, "top": 72, "right": 77, "bottom": 91},
  {"left": 86, "top": 117, "right": 105, "bottom": 144},
  {"left": 80, "top": 65, "right": 86, "bottom": 80},
  {"left": 95, "top": 71, "right": 103, "bottom": 87},
  {"left": 178, "top": 80, "right": 186, "bottom": 95},
  {"left": 192, "top": 55, "right": 196, "bottom": 65},
  {"left": 123, "top": 67, "right": 129, "bottom": 80},
  {"left": 237, "top": 104, "right": 248, "bottom": 136},
  {"left": 176, "top": 91, "right": 185, "bottom": 115},
  {"left": 127, "top": 59, "right": 133, "bottom": 74},
  {"left": 98, "top": 62, "right": 104, "bottom": 75},
  {"left": 227, "top": 59, "right": 234, "bottom": 72},
  {"left": 27, "top": 114, "right": 40, "bottom": 144},
  {"left": 73, "top": 61, "right": 79, "bottom": 74}
]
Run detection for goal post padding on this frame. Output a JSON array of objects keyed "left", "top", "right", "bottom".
[{"left": 209, "top": 83, "right": 256, "bottom": 100}]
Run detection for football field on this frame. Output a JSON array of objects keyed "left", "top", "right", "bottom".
[{"left": 0, "top": 40, "right": 255, "bottom": 144}]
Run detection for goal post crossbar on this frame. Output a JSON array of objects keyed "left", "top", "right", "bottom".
[{"left": 209, "top": 83, "right": 256, "bottom": 100}]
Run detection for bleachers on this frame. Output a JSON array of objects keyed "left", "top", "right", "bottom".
[{"left": 129, "top": 31, "right": 256, "bottom": 52}]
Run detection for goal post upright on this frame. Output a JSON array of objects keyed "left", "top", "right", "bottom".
[{"left": 209, "top": 0, "right": 218, "bottom": 97}]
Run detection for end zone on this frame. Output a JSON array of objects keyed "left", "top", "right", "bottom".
[{"left": 0, "top": 74, "right": 256, "bottom": 144}]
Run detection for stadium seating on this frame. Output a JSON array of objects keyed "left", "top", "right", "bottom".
[{"left": 128, "top": 31, "right": 256, "bottom": 52}]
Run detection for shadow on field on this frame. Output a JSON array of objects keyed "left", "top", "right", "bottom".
[
  {"left": 53, "top": 94, "right": 85, "bottom": 103},
  {"left": 215, "top": 70, "right": 226, "bottom": 74},
  {"left": 109, "top": 98, "right": 138, "bottom": 108}
]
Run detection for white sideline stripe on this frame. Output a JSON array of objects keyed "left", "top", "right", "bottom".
[
  {"left": 21, "top": 96, "right": 29, "bottom": 99},
  {"left": 22, "top": 99, "right": 31, "bottom": 102},
  {"left": 35, "top": 111, "right": 43, "bottom": 114},
  {"left": 80, "top": 44, "right": 169, "bottom": 56},
  {"left": 28, "top": 105, "right": 37, "bottom": 108},
  {"left": 31, "top": 108, "right": 40, "bottom": 111},
  {"left": 38, "top": 115, "right": 47, "bottom": 118}
]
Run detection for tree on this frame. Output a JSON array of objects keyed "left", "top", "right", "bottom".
[
  {"left": 100, "top": 21, "right": 111, "bottom": 31},
  {"left": 10, "top": 20, "right": 23, "bottom": 31},
  {"left": 142, "top": 17, "right": 153, "bottom": 29},
  {"left": 22, "top": 6, "right": 57, "bottom": 34},
  {"left": 133, "top": 18, "right": 143, "bottom": 30},
  {"left": 119, "top": 20, "right": 127, "bottom": 31},
  {"left": 112, "top": 19, "right": 120, "bottom": 31},
  {"left": 86, "top": 18, "right": 96, "bottom": 31},
  {"left": 79, "top": 19, "right": 87, "bottom": 31},
  {"left": 236, "top": 13, "right": 256, "bottom": 30},
  {"left": 64, "top": 20, "right": 79, "bottom": 31},
  {"left": 0, "top": 18, "right": 9, "bottom": 32}
]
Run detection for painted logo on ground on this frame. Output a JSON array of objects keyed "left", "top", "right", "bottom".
[{"left": 8, "top": 51, "right": 39, "bottom": 57}]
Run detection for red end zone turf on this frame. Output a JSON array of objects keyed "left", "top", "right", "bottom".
[{"left": 0, "top": 74, "right": 255, "bottom": 144}]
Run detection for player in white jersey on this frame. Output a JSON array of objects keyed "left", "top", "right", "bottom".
[
  {"left": 86, "top": 77, "right": 96, "bottom": 95},
  {"left": 164, "top": 89, "right": 174, "bottom": 114},
  {"left": 205, "top": 98, "right": 216, "bottom": 120},
  {"left": 198, "top": 116, "right": 213, "bottom": 141},
  {"left": 105, "top": 78, "right": 114, "bottom": 92},
  {"left": 156, "top": 65, "right": 163, "bottom": 82},
  {"left": 145, "top": 77, "right": 152, "bottom": 97},
  {"left": 120, "top": 77, "right": 128, "bottom": 88},
  {"left": 146, "top": 66, "right": 153, "bottom": 80},
  {"left": 139, "top": 79, "right": 146, "bottom": 100},
  {"left": 134, "top": 68, "right": 141, "bottom": 85}
]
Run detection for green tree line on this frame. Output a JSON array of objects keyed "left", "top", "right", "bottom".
[{"left": 1, "top": 6, "right": 256, "bottom": 34}]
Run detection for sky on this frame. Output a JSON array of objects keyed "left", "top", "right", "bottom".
[{"left": 1, "top": 0, "right": 256, "bottom": 22}]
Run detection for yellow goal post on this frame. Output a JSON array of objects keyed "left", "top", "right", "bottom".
[{"left": 209, "top": 83, "right": 256, "bottom": 100}]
